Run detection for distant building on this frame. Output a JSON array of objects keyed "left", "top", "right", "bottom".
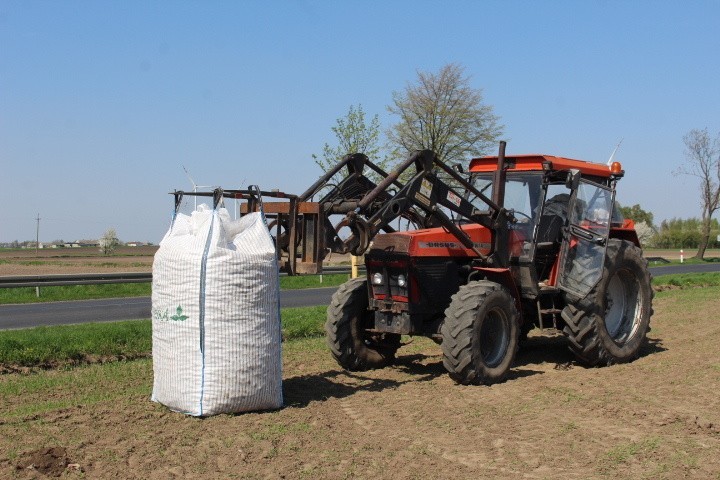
[{"left": 126, "top": 242, "right": 149, "bottom": 247}]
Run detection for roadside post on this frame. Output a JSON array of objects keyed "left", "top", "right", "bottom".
[{"left": 351, "top": 255, "right": 359, "bottom": 279}]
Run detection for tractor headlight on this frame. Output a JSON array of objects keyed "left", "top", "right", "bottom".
[
  {"left": 372, "top": 272, "right": 384, "bottom": 285},
  {"left": 397, "top": 274, "right": 407, "bottom": 288}
]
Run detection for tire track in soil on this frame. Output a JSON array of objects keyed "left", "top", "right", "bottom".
[
  {"left": 339, "top": 390, "right": 547, "bottom": 478},
  {"left": 334, "top": 355, "right": 558, "bottom": 479}
]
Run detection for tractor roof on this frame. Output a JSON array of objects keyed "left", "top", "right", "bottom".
[{"left": 469, "top": 154, "right": 619, "bottom": 178}]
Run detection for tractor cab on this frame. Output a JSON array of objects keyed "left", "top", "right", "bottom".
[{"left": 467, "top": 154, "right": 631, "bottom": 299}]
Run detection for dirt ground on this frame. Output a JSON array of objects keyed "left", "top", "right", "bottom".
[{"left": 1, "top": 287, "right": 719, "bottom": 479}]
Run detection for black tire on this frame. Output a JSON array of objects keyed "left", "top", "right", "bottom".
[
  {"left": 325, "top": 278, "right": 400, "bottom": 371},
  {"left": 441, "top": 280, "right": 520, "bottom": 385},
  {"left": 561, "top": 239, "right": 653, "bottom": 366}
]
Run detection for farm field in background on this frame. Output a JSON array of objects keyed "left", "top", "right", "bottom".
[
  {"left": 0, "top": 247, "right": 357, "bottom": 276},
  {"left": 0, "top": 247, "right": 158, "bottom": 276},
  {"left": 1, "top": 286, "right": 719, "bottom": 478},
  {"left": 1, "top": 247, "right": 718, "bottom": 277}
]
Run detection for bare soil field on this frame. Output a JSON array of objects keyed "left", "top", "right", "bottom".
[
  {"left": 0, "top": 248, "right": 356, "bottom": 276},
  {"left": 0, "top": 247, "right": 158, "bottom": 276},
  {"left": 2, "top": 287, "right": 719, "bottom": 479}
]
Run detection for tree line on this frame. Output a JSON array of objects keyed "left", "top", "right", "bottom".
[{"left": 622, "top": 207, "right": 720, "bottom": 250}]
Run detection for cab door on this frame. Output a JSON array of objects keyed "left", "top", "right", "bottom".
[{"left": 556, "top": 179, "right": 615, "bottom": 298}]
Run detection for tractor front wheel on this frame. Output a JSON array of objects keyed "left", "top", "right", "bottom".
[
  {"left": 441, "top": 280, "right": 520, "bottom": 385},
  {"left": 561, "top": 239, "right": 653, "bottom": 366},
  {"left": 325, "top": 278, "right": 400, "bottom": 371}
]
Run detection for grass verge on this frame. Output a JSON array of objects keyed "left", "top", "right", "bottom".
[
  {"left": 2, "top": 273, "right": 718, "bottom": 370},
  {"left": 0, "top": 306, "right": 327, "bottom": 369},
  {"left": 0, "top": 283, "right": 152, "bottom": 305},
  {"left": 648, "top": 257, "right": 720, "bottom": 266},
  {"left": 0, "top": 274, "right": 350, "bottom": 305},
  {"left": 652, "top": 272, "right": 720, "bottom": 289}
]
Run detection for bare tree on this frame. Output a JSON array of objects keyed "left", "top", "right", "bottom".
[
  {"left": 680, "top": 128, "right": 720, "bottom": 259},
  {"left": 387, "top": 63, "right": 503, "bottom": 166},
  {"left": 99, "top": 228, "right": 120, "bottom": 255}
]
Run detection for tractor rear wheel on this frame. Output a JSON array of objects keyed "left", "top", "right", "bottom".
[
  {"left": 561, "top": 239, "right": 653, "bottom": 366},
  {"left": 325, "top": 278, "right": 400, "bottom": 371},
  {"left": 441, "top": 280, "right": 520, "bottom": 385}
]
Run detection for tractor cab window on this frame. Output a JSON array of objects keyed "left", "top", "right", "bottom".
[
  {"left": 469, "top": 172, "right": 543, "bottom": 259},
  {"left": 468, "top": 173, "right": 542, "bottom": 222}
]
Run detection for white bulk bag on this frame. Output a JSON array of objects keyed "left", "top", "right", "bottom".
[{"left": 151, "top": 199, "right": 282, "bottom": 416}]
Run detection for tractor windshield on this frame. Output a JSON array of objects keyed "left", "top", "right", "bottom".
[
  {"left": 469, "top": 172, "right": 543, "bottom": 224},
  {"left": 469, "top": 172, "right": 544, "bottom": 259}
]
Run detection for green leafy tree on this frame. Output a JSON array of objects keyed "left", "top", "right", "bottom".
[
  {"left": 387, "top": 63, "right": 503, "bottom": 166},
  {"left": 679, "top": 128, "right": 720, "bottom": 259},
  {"left": 619, "top": 204, "right": 655, "bottom": 228},
  {"left": 313, "top": 104, "right": 387, "bottom": 182}
]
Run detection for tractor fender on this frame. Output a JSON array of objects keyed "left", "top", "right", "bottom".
[
  {"left": 469, "top": 267, "right": 524, "bottom": 324},
  {"left": 609, "top": 227, "right": 640, "bottom": 247},
  {"left": 609, "top": 219, "right": 641, "bottom": 247}
]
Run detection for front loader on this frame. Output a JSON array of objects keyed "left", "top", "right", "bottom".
[{"left": 172, "top": 141, "right": 653, "bottom": 385}]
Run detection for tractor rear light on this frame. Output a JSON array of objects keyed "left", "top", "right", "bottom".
[
  {"left": 372, "top": 272, "right": 384, "bottom": 285},
  {"left": 397, "top": 274, "right": 407, "bottom": 288}
]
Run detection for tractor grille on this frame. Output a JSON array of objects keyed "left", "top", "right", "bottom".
[{"left": 414, "top": 259, "right": 463, "bottom": 311}]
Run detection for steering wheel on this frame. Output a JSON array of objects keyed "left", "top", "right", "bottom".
[{"left": 511, "top": 210, "right": 533, "bottom": 223}]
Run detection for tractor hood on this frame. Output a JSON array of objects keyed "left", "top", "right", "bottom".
[{"left": 368, "top": 224, "right": 493, "bottom": 258}]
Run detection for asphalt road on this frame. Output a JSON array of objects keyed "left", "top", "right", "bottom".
[
  {"left": 0, "top": 287, "right": 338, "bottom": 330},
  {"left": 1, "top": 263, "right": 719, "bottom": 330}
]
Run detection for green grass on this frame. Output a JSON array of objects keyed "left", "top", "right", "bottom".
[
  {"left": 0, "top": 320, "right": 152, "bottom": 367},
  {"left": 648, "top": 257, "right": 720, "bottom": 266},
  {"left": 0, "top": 274, "right": 351, "bottom": 305},
  {"left": 0, "top": 283, "right": 153, "bottom": 305},
  {"left": 280, "top": 273, "right": 349, "bottom": 290},
  {"left": 281, "top": 305, "right": 327, "bottom": 339},
  {"left": 652, "top": 272, "right": 720, "bottom": 288},
  {"left": 0, "top": 306, "right": 327, "bottom": 368}
]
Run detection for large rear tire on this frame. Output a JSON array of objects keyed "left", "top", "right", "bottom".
[
  {"left": 441, "top": 280, "right": 520, "bottom": 385},
  {"left": 325, "top": 278, "right": 400, "bottom": 371},
  {"left": 561, "top": 239, "right": 653, "bottom": 366}
]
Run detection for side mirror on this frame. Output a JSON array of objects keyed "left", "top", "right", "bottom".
[{"left": 566, "top": 169, "right": 581, "bottom": 190}]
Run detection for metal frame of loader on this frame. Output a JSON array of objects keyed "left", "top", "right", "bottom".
[
  {"left": 170, "top": 151, "right": 434, "bottom": 275},
  {"left": 170, "top": 143, "right": 518, "bottom": 276}
]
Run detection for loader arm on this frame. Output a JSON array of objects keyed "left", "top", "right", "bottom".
[{"left": 340, "top": 147, "right": 514, "bottom": 267}]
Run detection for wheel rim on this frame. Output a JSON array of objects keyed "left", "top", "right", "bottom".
[
  {"left": 604, "top": 269, "right": 642, "bottom": 343},
  {"left": 479, "top": 307, "right": 510, "bottom": 368}
]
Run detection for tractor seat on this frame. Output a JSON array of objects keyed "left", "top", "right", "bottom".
[
  {"left": 535, "top": 193, "right": 570, "bottom": 250},
  {"left": 535, "top": 213, "right": 565, "bottom": 252}
]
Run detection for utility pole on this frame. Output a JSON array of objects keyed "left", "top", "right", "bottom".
[{"left": 35, "top": 213, "right": 40, "bottom": 256}]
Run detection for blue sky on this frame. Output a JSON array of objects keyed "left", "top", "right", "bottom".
[{"left": 1, "top": 1, "right": 719, "bottom": 243}]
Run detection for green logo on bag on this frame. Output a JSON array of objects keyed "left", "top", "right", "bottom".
[
  {"left": 171, "top": 305, "right": 189, "bottom": 321},
  {"left": 153, "top": 305, "right": 189, "bottom": 322}
]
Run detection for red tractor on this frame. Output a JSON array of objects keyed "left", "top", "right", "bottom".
[
  {"left": 324, "top": 142, "right": 653, "bottom": 384},
  {"left": 171, "top": 141, "right": 653, "bottom": 385}
]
